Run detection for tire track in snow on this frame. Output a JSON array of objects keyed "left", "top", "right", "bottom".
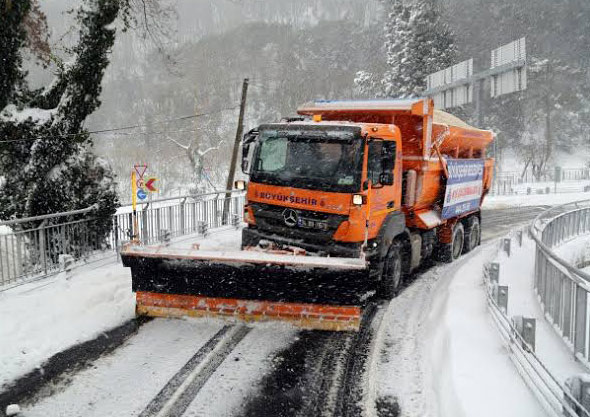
[
  {"left": 332, "top": 301, "right": 381, "bottom": 417},
  {"left": 140, "top": 324, "right": 251, "bottom": 417},
  {"left": 236, "top": 302, "right": 384, "bottom": 417},
  {"left": 296, "top": 332, "right": 352, "bottom": 417}
]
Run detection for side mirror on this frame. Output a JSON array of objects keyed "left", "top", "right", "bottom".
[
  {"left": 379, "top": 172, "right": 394, "bottom": 186},
  {"left": 241, "top": 143, "right": 251, "bottom": 173},
  {"left": 241, "top": 129, "right": 258, "bottom": 175}
]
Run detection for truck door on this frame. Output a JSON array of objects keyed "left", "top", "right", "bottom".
[{"left": 367, "top": 139, "right": 397, "bottom": 238}]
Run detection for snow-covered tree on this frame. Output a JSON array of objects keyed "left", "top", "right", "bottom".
[
  {"left": 0, "top": 0, "right": 122, "bottom": 234},
  {"left": 355, "top": 0, "right": 457, "bottom": 98},
  {"left": 380, "top": 0, "right": 413, "bottom": 97},
  {"left": 354, "top": 70, "right": 379, "bottom": 97}
]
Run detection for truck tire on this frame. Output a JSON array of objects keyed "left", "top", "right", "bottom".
[
  {"left": 463, "top": 216, "right": 481, "bottom": 253},
  {"left": 439, "top": 223, "right": 465, "bottom": 263},
  {"left": 241, "top": 229, "right": 261, "bottom": 249},
  {"left": 377, "top": 241, "right": 403, "bottom": 299}
]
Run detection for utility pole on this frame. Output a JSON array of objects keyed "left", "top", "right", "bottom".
[{"left": 223, "top": 78, "right": 249, "bottom": 224}]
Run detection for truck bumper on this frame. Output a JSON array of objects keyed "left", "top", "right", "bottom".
[{"left": 242, "top": 227, "right": 366, "bottom": 258}]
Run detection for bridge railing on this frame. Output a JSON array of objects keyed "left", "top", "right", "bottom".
[
  {"left": 530, "top": 200, "right": 590, "bottom": 365},
  {"left": 491, "top": 168, "right": 590, "bottom": 196},
  {"left": 0, "top": 190, "right": 245, "bottom": 289}
]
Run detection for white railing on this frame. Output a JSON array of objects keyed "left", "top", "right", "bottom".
[
  {"left": 485, "top": 231, "right": 590, "bottom": 417},
  {"left": 492, "top": 168, "right": 590, "bottom": 196},
  {"left": 0, "top": 190, "right": 245, "bottom": 288},
  {"left": 530, "top": 200, "right": 590, "bottom": 365}
]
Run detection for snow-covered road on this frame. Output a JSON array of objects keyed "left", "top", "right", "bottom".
[
  {"left": 1, "top": 206, "right": 549, "bottom": 417},
  {"left": 20, "top": 319, "right": 297, "bottom": 417}
]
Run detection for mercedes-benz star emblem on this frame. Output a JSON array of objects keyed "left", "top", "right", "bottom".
[{"left": 282, "top": 209, "right": 298, "bottom": 227}]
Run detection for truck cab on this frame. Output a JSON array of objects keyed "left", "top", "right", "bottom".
[
  {"left": 239, "top": 120, "right": 405, "bottom": 261},
  {"left": 237, "top": 98, "right": 493, "bottom": 297}
]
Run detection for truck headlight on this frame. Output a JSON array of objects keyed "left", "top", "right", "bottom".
[
  {"left": 235, "top": 180, "right": 246, "bottom": 190},
  {"left": 352, "top": 194, "right": 364, "bottom": 205}
]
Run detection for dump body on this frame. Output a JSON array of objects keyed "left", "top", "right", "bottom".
[{"left": 295, "top": 99, "right": 494, "bottom": 232}]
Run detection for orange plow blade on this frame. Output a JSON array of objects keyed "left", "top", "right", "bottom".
[{"left": 136, "top": 291, "right": 361, "bottom": 332}]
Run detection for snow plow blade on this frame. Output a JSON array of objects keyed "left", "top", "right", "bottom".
[
  {"left": 136, "top": 292, "right": 361, "bottom": 331},
  {"left": 121, "top": 244, "right": 368, "bottom": 332}
]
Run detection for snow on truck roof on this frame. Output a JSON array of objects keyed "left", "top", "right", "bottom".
[
  {"left": 432, "top": 110, "right": 474, "bottom": 129},
  {"left": 298, "top": 99, "right": 421, "bottom": 112},
  {"left": 297, "top": 99, "right": 478, "bottom": 130}
]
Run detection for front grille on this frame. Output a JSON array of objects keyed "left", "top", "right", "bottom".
[{"left": 250, "top": 202, "right": 347, "bottom": 243}]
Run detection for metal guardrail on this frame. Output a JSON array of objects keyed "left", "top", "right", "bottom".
[
  {"left": 530, "top": 200, "right": 590, "bottom": 367},
  {"left": 0, "top": 190, "right": 245, "bottom": 288},
  {"left": 495, "top": 168, "right": 590, "bottom": 184},
  {"left": 484, "top": 249, "right": 590, "bottom": 417},
  {"left": 491, "top": 181, "right": 590, "bottom": 196},
  {"left": 491, "top": 167, "right": 590, "bottom": 196},
  {"left": 0, "top": 209, "right": 109, "bottom": 288},
  {"left": 113, "top": 190, "right": 245, "bottom": 246}
]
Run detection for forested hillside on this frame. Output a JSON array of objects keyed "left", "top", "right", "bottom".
[{"left": 37, "top": 0, "right": 590, "bottom": 198}]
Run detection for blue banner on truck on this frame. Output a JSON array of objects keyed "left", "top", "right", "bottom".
[{"left": 441, "top": 159, "right": 485, "bottom": 220}]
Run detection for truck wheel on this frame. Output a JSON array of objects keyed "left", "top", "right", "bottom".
[
  {"left": 439, "top": 223, "right": 465, "bottom": 263},
  {"left": 463, "top": 217, "right": 481, "bottom": 253},
  {"left": 241, "top": 230, "right": 260, "bottom": 249},
  {"left": 377, "top": 241, "right": 403, "bottom": 299}
]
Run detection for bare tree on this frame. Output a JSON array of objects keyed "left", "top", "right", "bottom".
[
  {"left": 121, "top": 0, "right": 178, "bottom": 67},
  {"left": 167, "top": 133, "right": 224, "bottom": 194}
]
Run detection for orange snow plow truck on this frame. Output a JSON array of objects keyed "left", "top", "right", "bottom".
[{"left": 121, "top": 99, "right": 494, "bottom": 331}]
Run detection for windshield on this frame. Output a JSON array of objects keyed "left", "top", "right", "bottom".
[{"left": 250, "top": 128, "right": 363, "bottom": 193}]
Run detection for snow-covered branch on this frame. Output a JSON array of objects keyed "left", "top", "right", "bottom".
[
  {"left": 166, "top": 136, "right": 190, "bottom": 151},
  {"left": 198, "top": 141, "right": 225, "bottom": 156}
]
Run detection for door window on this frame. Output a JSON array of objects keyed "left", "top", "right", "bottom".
[{"left": 368, "top": 141, "right": 383, "bottom": 186}]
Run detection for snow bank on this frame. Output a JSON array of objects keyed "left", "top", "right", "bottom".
[
  {"left": 553, "top": 234, "right": 590, "bottom": 269},
  {"left": 493, "top": 235, "right": 588, "bottom": 384},
  {"left": 0, "top": 259, "right": 135, "bottom": 389},
  {"left": 374, "top": 244, "right": 546, "bottom": 417}
]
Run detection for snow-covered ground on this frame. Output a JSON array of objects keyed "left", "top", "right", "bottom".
[
  {"left": 20, "top": 319, "right": 297, "bottom": 417},
  {"left": 21, "top": 320, "right": 225, "bottom": 417},
  {"left": 484, "top": 191, "right": 590, "bottom": 209},
  {"left": 373, "top": 242, "right": 546, "bottom": 417},
  {"left": 0, "top": 258, "right": 134, "bottom": 390},
  {"left": 494, "top": 235, "right": 589, "bottom": 384},
  {"left": 180, "top": 325, "right": 297, "bottom": 416},
  {"left": 0, "top": 228, "right": 241, "bottom": 391},
  {"left": 2, "top": 218, "right": 572, "bottom": 416}
]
